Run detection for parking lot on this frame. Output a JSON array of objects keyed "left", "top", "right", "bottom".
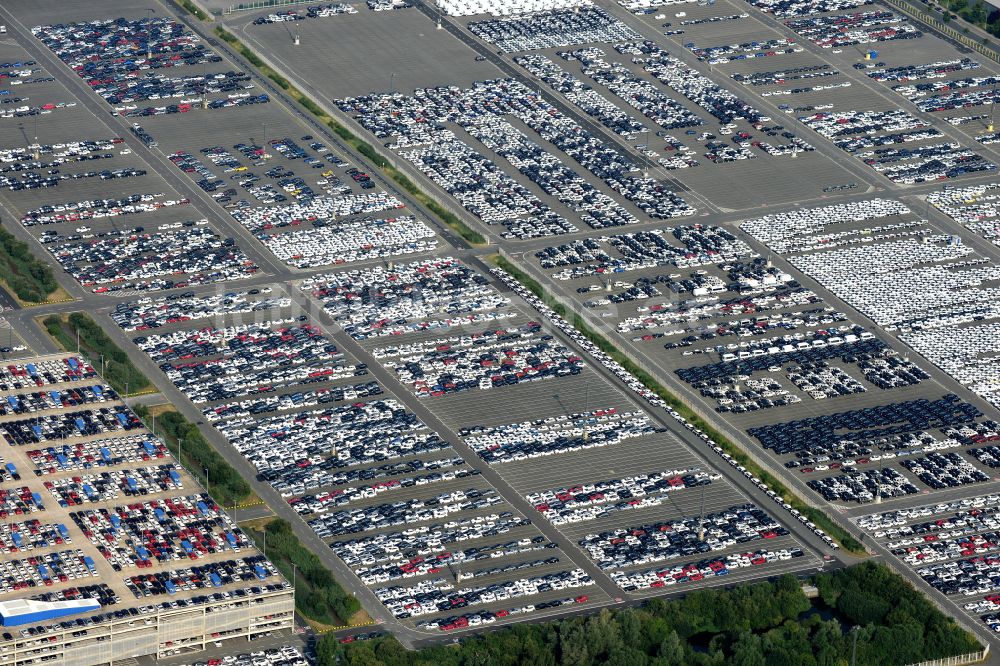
[
  {"left": 0, "top": 13, "right": 269, "bottom": 294},
  {"left": 109, "top": 251, "right": 822, "bottom": 633},
  {"left": 0, "top": 352, "right": 293, "bottom": 660},
  {"left": 3, "top": 0, "right": 1000, "bottom": 652}
]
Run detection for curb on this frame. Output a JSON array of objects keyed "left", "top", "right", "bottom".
[{"left": 315, "top": 620, "right": 376, "bottom": 634}]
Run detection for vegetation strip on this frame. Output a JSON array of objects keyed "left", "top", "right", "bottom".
[
  {"left": 132, "top": 403, "right": 252, "bottom": 507},
  {"left": 319, "top": 562, "right": 981, "bottom": 666},
  {"left": 178, "top": 0, "right": 210, "bottom": 21},
  {"left": 490, "top": 255, "right": 865, "bottom": 555},
  {"left": 43, "top": 313, "right": 152, "bottom": 396},
  {"left": 254, "top": 518, "right": 362, "bottom": 627},
  {"left": 0, "top": 226, "right": 60, "bottom": 303},
  {"left": 214, "top": 28, "right": 487, "bottom": 246}
]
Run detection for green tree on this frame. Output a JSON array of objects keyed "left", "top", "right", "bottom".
[
  {"left": 656, "top": 630, "right": 685, "bottom": 666},
  {"left": 731, "top": 632, "right": 765, "bottom": 666}
]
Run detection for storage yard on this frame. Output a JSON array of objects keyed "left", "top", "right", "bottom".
[
  {"left": 0, "top": 354, "right": 293, "bottom": 666},
  {"left": 0, "top": 0, "right": 998, "bottom": 660}
]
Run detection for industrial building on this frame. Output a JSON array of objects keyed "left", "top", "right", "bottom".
[{"left": 0, "top": 354, "right": 294, "bottom": 666}]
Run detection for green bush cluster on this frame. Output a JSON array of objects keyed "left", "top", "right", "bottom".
[
  {"left": 321, "top": 563, "right": 980, "bottom": 666},
  {"left": 491, "top": 256, "right": 864, "bottom": 554},
  {"left": 263, "top": 519, "right": 361, "bottom": 624},
  {"left": 0, "top": 226, "right": 58, "bottom": 302},
  {"left": 132, "top": 404, "right": 251, "bottom": 507},
  {"left": 43, "top": 313, "right": 151, "bottom": 395}
]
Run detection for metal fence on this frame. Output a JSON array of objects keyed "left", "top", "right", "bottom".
[
  {"left": 224, "top": 0, "right": 316, "bottom": 14},
  {"left": 904, "top": 644, "right": 990, "bottom": 666},
  {"left": 886, "top": 0, "right": 1000, "bottom": 65}
]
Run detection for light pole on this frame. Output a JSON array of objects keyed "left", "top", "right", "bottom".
[{"left": 389, "top": 72, "right": 396, "bottom": 95}]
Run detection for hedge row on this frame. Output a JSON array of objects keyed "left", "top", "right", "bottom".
[
  {"left": 43, "top": 313, "right": 152, "bottom": 396},
  {"left": 262, "top": 519, "right": 361, "bottom": 625},
  {"left": 0, "top": 225, "right": 58, "bottom": 303},
  {"left": 132, "top": 404, "right": 252, "bottom": 507}
]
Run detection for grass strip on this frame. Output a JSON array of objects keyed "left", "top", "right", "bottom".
[
  {"left": 43, "top": 313, "right": 152, "bottom": 396},
  {"left": 0, "top": 226, "right": 59, "bottom": 303},
  {"left": 179, "top": 0, "right": 210, "bottom": 21},
  {"left": 214, "top": 28, "right": 487, "bottom": 246},
  {"left": 252, "top": 518, "right": 361, "bottom": 626},
  {"left": 490, "top": 254, "right": 865, "bottom": 555},
  {"left": 132, "top": 404, "right": 253, "bottom": 507}
]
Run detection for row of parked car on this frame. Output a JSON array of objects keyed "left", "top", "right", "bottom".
[
  {"left": 304, "top": 258, "right": 511, "bottom": 340},
  {"left": 0, "top": 519, "right": 70, "bottom": 555},
  {"left": 531, "top": 469, "right": 716, "bottom": 525},
  {"left": 747, "top": 0, "right": 872, "bottom": 17},
  {"left": 516, "top": 53, "right": 648, "bottom": 140},
  {"left": 123, "top": 555, "right": 277, "bottom": 598},
  {"left": 112, "top": 288, "right": 286, "bottom": 332},
  {"left": 0, "top": 548, "right": 96, "bottom": 593},
  {"left": 308, "top": 488, "right": 503, "bottom": 538},
  {"left": 557, "top": 47, "right": 702, "bottom": 132},
  {"left": 0, "top": 383, "right": 114, "bottom": 416},
  {"left": 45, "top": 464, "right": 184, "bottom": 507},
  {"left": 290, "top": 461, "right": 475, "bottom": 515},
  {"left": 27, "top": 434, "right": 168, "bottom": 476},
  {"left": 613, "top": 547, "right": 805, "bottom": 591},
  {"left": 375, "top": 569, "right": 591, "bottom": 618},
  {"left": 70, "top": 492, "right": 249, "bottom": 569},
  {"left": 538, "top": 226, "right": 753, "bottom": 280},
  {"left": 807, "top": 467, "right": 918, "bottom": 503},
  {"left": 461, "top": 408, "right": 658, "bottom": 464},
  {"left": 339, "top": 77, "right": 694, "bottom": 226},
  {"left": 868, "top": 57, "right": 979, "bottom": 83},
  {"left": 578, "top": 503, "right": 788, "bottom": 571},
  {"left": 467, "top": 6, "right": 640, "bottom": 53},
  {"left": 784, "top": 11, "right": 919, "bottom": 49},
  {"left": 20, "top": 192, "right": 189, "bottom": 227}
]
